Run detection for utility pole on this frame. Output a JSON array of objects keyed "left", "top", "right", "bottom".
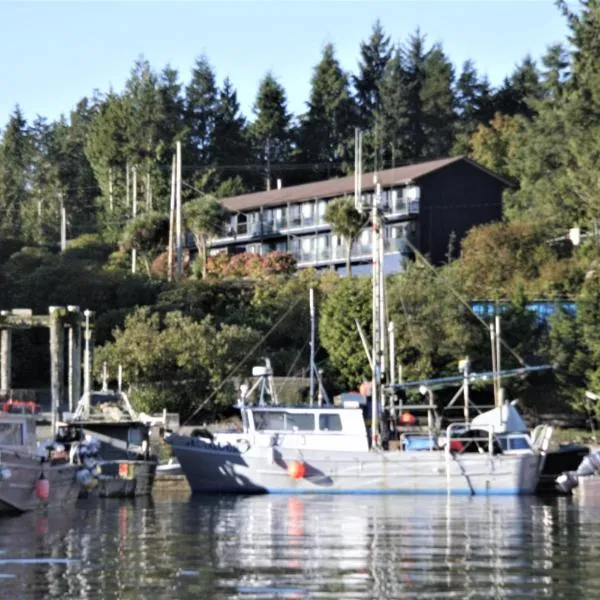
[
  {"left": 126, "top": 162, "right": 130, "bottom": 208},
  {"left": 146, "top": 170, "right": 152, "bottom": 211},
  {"left": 60, "top": 193, "right": 66, "bottom": 251},
  {"left": 131, "top": 165, "right": 137, "bottom": 274},
  {"left": 108, "top": 168, "right": 114, "bottom": 213},
  {"left": 175, "top": 141, "right": 183, "bottom": 278},
  {"left": 168, "top": 154, "right": 176, "bottom": 282}
]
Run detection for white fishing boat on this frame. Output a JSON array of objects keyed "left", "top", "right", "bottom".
[{"left": 166, "top": 375, "right": 552, "bottom": 495}]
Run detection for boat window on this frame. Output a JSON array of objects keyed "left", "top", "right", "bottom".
[
  {"left": 128, "top": 427, "right": 145, "bottom": 445},
  {"left": 253, "top": 411, "right": 285, "bottom": 431},
  {"left": 0, "top": 422, "right": 23, "bottom": 446},
  {"left": 319, "top": 414, "right": 342, "bottom": 432},
  {"left": 509, "top": 436, "right": 531, "bottom": 450},
  {"left": 285, "top": 413, "right": 314, "bottom": 431},
  {"left": 252, "top": 411, "right": 315, "bottom": 432}
]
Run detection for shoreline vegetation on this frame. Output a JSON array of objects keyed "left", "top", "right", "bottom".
[{"left": 2, "top": 3, "right": 600, "bottom": 424}]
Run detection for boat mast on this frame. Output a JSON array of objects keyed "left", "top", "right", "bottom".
[
  {"left": 309, "top": 287, "right": 316, "bottom": 406},
  {"left": 371, "top": 176, "right": 383, "bottom": 448}
]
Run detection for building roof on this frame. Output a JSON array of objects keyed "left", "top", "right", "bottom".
[{"left": 219, "top": 156, "right": 511, "bottom": 213}]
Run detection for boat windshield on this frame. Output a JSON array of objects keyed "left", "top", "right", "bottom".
[
  {"left": 253, "top": 410, "right": 315, "bottom": 432},
  {"left": 251, "top": 410, "right": 344, "bottom": 433},
  {"left": 498, "top": 435, "right": 531, "bottom": 451},
  {"left": 0, "top": 422, "right": 24, "bottom": 446}
]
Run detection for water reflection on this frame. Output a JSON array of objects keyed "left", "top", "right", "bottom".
[{"left": 0, "top": 493, "right": 597, "bottom": 598}]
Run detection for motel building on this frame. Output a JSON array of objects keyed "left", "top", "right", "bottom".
[{"left": 208, "top": 156, "right": 509, "bottom": 275}]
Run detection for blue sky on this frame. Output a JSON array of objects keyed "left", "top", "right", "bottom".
[{"left": 0, "top": 1, "right": 571, "bottom": 128}]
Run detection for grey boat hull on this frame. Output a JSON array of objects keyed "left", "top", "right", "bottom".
[
  {"left": 79, "top": 460, "right": 157, "bottom": 498},
  {"left": 0, "top": 452, "right": 80, "bottom": 514},
  {"left": 169, "top": 440, "right": 543, "bottom": 496}
]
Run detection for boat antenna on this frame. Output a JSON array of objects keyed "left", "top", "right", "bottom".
[{"left": 309, "top": 287, "right": 316, "bottom": 406}]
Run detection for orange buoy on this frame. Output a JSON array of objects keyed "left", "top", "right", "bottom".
[
  {"left": 35, "top": 473, "right": 50, "bottom": 501},
  {"left": 399, "top": 412, "right": 417, "bottom": 425},
  {"left": 287, "top": 460, "right": 306, "bottom": 480}
]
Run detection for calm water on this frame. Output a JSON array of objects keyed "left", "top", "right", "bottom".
[{"left": 0, "top": 492, "right": 599, "bottom": 599}]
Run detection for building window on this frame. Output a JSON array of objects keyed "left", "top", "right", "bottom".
[
  {"left": 317, "top": 200, "right": 328, "bottom": 225},
  {"left": 237, "top": 214, "right": 248, "bottom": 235},
  {"left": 289, "top": 205, "right": 301, "bottom": 227},
  {"left": 302, "top": 202, "right": 314, "bottom": 226}
]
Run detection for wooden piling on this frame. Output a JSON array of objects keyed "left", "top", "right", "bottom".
[
  {"left": 49, "top": 306, "right": 65, "bottom": 435},
  {"left": 0, "top": 328, "right": 11, "bottom": 394}
]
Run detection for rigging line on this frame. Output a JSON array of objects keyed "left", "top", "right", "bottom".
[
  {"left": 284, "top": 338, "right": 310, "bottom": 380},
  {"left": 179, "top": 293, "right": 305, "bottom": 429},
  {"left": 402, "top": 236, "right": 528, "bottom": 368}
]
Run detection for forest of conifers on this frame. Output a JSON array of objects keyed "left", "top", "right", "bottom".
[{"left": 1, "top": 0, "right": 600, "bottom": 421}]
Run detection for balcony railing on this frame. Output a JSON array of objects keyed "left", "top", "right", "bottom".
[{"left": 295, "top": 238, "right": 410, "bottom": 265}]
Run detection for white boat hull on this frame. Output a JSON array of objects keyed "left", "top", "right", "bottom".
[{"left": 169, "top": 438, "right": 543, "bottom": 496}]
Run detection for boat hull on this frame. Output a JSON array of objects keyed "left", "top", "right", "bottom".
[
  {"left": 0, "top": 452, "right": 80, "bottom": 514},
  {"left": 80, "top": 460, "right": 157, "bottom": 498},
  {"left": 169, "top": 439, "right": 543, "bottom": 496}
]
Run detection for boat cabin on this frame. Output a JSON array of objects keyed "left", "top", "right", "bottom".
[
  {"left": 0, "top": 413, "right": 37, "bottom": 455},
  {"left": 220, "top": 405, "right": 371, "bottom": 452}
]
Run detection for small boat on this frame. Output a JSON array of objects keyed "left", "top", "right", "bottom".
[
  {"left": 54, "top": 388, "right": 160, "bottom": 498},
  {"left": 0, "top": 412, "right": 80, "bottom": 514},
  {"left": 555, "top": 448, "right": 600, "bottom": 494}
]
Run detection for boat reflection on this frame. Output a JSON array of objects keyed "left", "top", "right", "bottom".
[{"left": 0, "top": 493, "right": 596, "bottom": 599}]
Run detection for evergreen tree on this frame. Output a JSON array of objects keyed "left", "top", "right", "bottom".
[
  {"left": 541, "top": 43, "right": 570, "bottom": 101},
  {"left": 0, "top": 107, "right": 30, "bottom": 239},
  {"left": 560, "top": 0, "right": 600, "bottom": 126},
  {"left": 453, "top": 60, "right": 494, "bottom": 153},
  {"left": 353, "top": 20, "right": 392, "bottom": 169},
  {"left": 374, "top": 47, "right": 410, "bottom": 168},
  {"left": 23, "top": 116, "right": 62, "bottom": 244},
  {"left": 55, "top": 99, "right": 101, "bottom": 238},
  {"left": 85, "top": 92, "right": 131, "bottom": 242},
  {"left": 211, "top": 77, "right": 253, "bottom": 189},
  {"left": 421, "top": 44, "right": 456, "bottom": 157},
  {"left": 403, "top": 30, "right": 428, "bottom": 159},
  {"left": 298, "top": 43, "right": 355, "bottom": 180},
  {"left": 494, "top": 56, "right": 543, "bottom": 119},
  {"left": 249, "top": 72, "right": 293, "bottom": 190},
  {"left": 185, "top": 56, "right": 218, "bottom": 168}
]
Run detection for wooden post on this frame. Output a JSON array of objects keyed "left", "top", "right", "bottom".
[
  {"left": 83, "top": 309, "right": 95, "bottom": 419},
  {"left": 67, "top": 306, "right": 82, "bottom": 414},
  {"left": 0, "top": 327, "right": 12, "bottom": 393},
  {"left": 49, "top": 306, "right": 65, "bottom": 435}
]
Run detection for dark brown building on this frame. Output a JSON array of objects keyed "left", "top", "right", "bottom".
[{"left": 210, "top": 156, "right": 509, "bottom": 274}]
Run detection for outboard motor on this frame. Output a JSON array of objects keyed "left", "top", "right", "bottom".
[{"left": 556, "top": 450, "right": 600, "bottom": 493}]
